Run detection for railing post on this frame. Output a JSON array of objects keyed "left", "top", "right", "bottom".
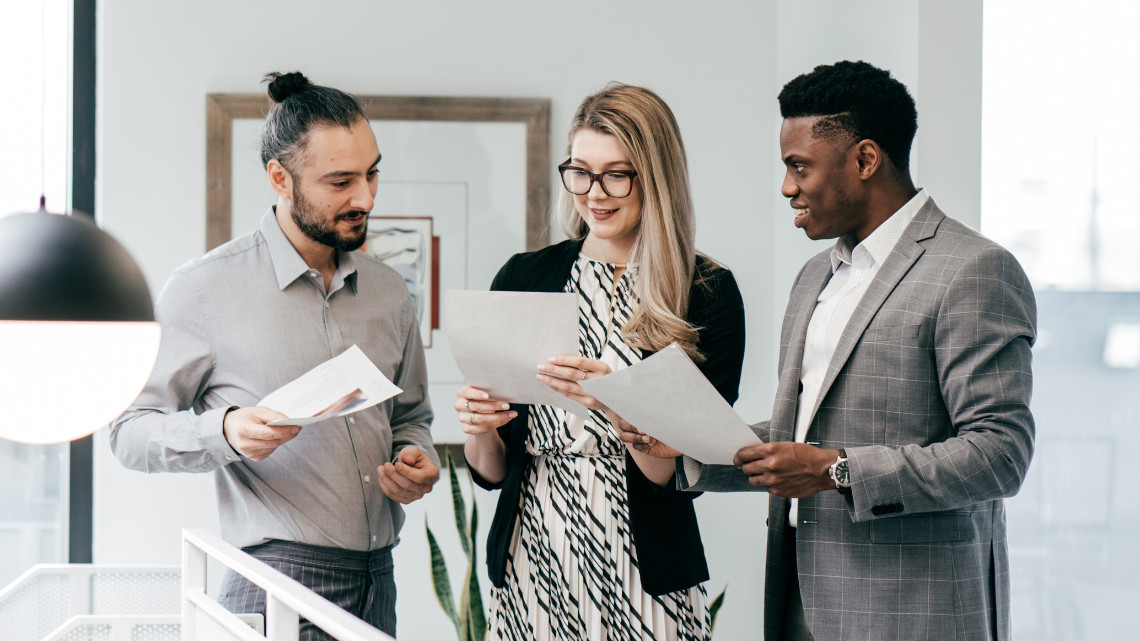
[
  {"left": 266, "top": 594, "right": 300, "bottom": 641},
  {"left": 70, "top": 565, "right": 90, "bottom": 619},
  {"left": 181, "top": 534, "right": 207, "bottom": 640}
]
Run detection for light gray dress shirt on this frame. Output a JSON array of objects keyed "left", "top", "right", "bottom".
[{"left": 110, "top": 208, "right": 436, "bottom": 552}]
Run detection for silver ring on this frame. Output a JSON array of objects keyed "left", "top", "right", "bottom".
[{"left": 465, "top": 400, "right": 471, "bottom": 412}]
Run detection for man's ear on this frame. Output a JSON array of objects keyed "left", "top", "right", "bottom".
[
  {"left": 852, "top": 139, "right": 883, "bottom": 181},
  {"left": 267, "top": 159, "right": 294, "bottom": 199}
]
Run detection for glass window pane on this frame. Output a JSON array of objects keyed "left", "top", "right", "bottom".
[
  {"left": 0, "top": 442, "right": 69, "bottom": 588},
  {"left": 983, "top": 1, "right": 1140, "bottom": 637},
  {"left": 0, "top": 0, "right": 70, "bottom": 219},
  {"left": 0, "top": 0, "right": 73, "bottom": 589}
]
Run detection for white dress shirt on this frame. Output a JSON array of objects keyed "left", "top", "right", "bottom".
[{"left": 789, "top": 189, "right": 929, "bottom": 526}]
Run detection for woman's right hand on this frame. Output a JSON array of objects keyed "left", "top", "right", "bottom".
[{"left": 455, "top": 386, "right": 517, "bottom": 435}]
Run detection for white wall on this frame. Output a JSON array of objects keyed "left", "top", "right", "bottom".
[{"left": 93, "top": 2, "right": 981, "bottom": 639}]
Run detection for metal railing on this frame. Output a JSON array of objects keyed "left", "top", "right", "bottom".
[
  {"left": 0, "top": 564, "right": 180, "bottom": 641},
  {"left": 40, "top": 613, "right": 263, "bottom": 641},
  {"left": 182, "top": 528, "right": 393, "bottom": 641}
]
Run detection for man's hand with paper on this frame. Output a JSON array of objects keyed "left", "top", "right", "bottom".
[{"left": 222, "top": 406, "right": 297, "bottom": 462}]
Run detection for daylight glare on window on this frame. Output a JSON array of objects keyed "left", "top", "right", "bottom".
[
  {"left": 983, "top": 2, "right": 1139, "bottom": 638},
  {"left": 0, "top": 0, "right": 72, "bottom": 590}
]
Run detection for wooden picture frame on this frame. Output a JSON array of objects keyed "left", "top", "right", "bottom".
[{"left": 205, "top": 93, "right": 551, "bottom": 252}]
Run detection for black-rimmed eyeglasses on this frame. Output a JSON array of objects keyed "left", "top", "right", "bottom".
[{"left": 558, "top": 162, "right": 639, "bottom": 198}]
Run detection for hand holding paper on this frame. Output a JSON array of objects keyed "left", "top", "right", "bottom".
[
  {"left": 579, "top": 344, "right": 761, "bottom": 464},
  {"left": 222, "top": 406, "right": 297, "bottom": 461},
  {"left": 445, "top": 290, "right": 589, "bottom": 418},
  {"left": 536, "top": 354, "right": 614, "bottom": 410},
  {"left": 259, "top": 345, "right": 402, "bottom": 427}
]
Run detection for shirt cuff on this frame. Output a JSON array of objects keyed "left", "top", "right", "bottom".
[
  {"left": 202, "top": 406, "right": 243, "bottom": 465},
  {"left": 677, "top": 455, "right": 703, "bottom": 490}
]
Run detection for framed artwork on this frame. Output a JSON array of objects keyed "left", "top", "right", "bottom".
[
  {"left": 362, "top": 215, "right": 439, "bottom": 347},
  {"left": 205, "top": 93, "right": 552, "bottom": 448}
]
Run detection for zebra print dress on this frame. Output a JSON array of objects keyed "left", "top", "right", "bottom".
[{"left": 486, "top": 255, "right": 710, "bottom": 641}]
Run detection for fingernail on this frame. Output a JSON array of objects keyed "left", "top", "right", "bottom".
[
  {"left": 500, "top": 403, "right": 510, "bottom": 410},
  {"left": 548, "top": 357, "right": 556, "bottom": 362},
  {"left": 537, "top": 364, "right": 547, "bottom": 371},
  {"left": 536, "top": 374, "right": 544, "bottom": 381},
  {"left": 292, "top": 428, "right": 300, "bottom": 435},
  {"left": 509, "top": 411, "right": 518, "bottom": 418},
  {"left": 481, "top": 393, "right": 489, "bottom": 399}
]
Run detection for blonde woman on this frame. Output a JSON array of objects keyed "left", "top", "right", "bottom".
[{"left": 458, "top": 84, "right": 746, "bottom": 641}]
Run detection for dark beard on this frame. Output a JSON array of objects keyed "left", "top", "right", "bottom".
[{"left": 291, "top": 186, "right": 368, "bottom": 252}]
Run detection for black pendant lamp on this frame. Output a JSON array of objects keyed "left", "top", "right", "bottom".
[{"left": 0, "top": 200, "right": 161, "bottom": 444}]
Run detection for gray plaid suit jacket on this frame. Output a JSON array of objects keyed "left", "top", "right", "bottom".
[{"left": 686, "top": 199, "right": 1035, "bottom": 641}]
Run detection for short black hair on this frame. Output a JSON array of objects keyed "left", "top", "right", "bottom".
[
  {"left": 778, "top": 60, "right": 917, "bottom": 172},
  {"left": 259, "top": 71, "right": 366, "bottom": 175}
]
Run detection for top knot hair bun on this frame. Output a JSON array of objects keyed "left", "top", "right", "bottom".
[{"left": 265, "top": 71, "right": 311, "bottom": 103}]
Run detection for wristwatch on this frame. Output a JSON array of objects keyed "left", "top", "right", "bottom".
[{"left": 829, "top": 448, "right": 851, "bottom": 492}]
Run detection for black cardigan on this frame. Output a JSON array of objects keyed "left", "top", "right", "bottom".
[{"left": 467, "top": 239, "right": 746, "bottom": 596}]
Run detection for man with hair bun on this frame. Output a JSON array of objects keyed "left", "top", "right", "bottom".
[
  {"left": 676, "top": 60, "right": 1036, "bottom": 641},
  {"left": 110, "top": 71, "right": 438, "bottom": 639}
]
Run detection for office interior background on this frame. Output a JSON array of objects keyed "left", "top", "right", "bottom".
[{"left": 0, "top": 0, "right": 1132, "bottom": 638}]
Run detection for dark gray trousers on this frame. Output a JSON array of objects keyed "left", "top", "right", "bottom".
[{"left": 220, "top": 539, "right": 397, "bottom": 639}]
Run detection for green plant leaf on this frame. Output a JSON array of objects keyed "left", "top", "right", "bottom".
[
  {"left": 426, "top": 520, "right": 459, "bottom": 631},
  {"left": 709, "top": 584, "right": 727, "bottom": 636},
  {"left": 446, "top": 451, "right": 471, "bottom": 558},
  {"left": 427, "top": 450, "right": 488, "bottom": 641},
  {"left": 466, "top": 499, "right": 486, "bottom": 641}
]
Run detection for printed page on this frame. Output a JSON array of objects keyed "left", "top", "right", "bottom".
[
  {"left": 580, "top": 343, "right": 761, "bottom": 464},
  {"left": 444, "top": 290, "right": 589, "bottom": 418},
  {"left": 260, "top": 345, "right": 402, "bottom": 426}
]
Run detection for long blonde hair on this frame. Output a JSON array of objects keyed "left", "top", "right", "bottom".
[{"left": 561, "top": 83, "right": 704, "bottom": 361}]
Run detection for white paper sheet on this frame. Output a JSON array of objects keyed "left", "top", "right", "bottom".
[
  {"left": 579, "top": 343, "right": 761, "bottom": 464},
  {"left": 260, "top": 345, "right": 403, "bottom": 426},
  {"left": 444, "top": 290, "right": 589, "bottom": 418}
]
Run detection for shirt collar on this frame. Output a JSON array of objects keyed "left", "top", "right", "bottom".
[
  {"left": 829, "top": 188, "right": 929, "bottom": 273},
  {"left": 260, "top": 207, "right": 359, "bottom": 292}
]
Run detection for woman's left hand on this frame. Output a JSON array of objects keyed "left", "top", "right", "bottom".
[{"left": 536, "top": 355, "right": 611, "bottom": 410}]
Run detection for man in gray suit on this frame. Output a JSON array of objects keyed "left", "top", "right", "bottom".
[{"left": 676, "top": 61, "right": 1036, "bottom": 640}]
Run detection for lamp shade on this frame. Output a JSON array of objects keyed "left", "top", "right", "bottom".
[{"left": 0, "top": 210, "right": 161, "bottom": 444}]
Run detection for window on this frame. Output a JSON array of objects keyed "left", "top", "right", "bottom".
[
  {"left": 983, "top": 2, "right": 1139, "bottom": 637},
  {"left": 0, "top": 0, "right": 73, "bottom": 589}
]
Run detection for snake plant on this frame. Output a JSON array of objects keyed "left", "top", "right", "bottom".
[{"left": 426, "top": 451, "right": 486, "bottom": 641}]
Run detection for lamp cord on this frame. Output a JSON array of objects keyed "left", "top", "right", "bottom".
[{"left": 39, "top": 0, "right": 48, "bottom": 209}]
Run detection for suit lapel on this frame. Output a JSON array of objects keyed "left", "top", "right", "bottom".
[
  {"left": 804, "top": 200, "right": 946, "bottom": 433},
  {"left": 770, "top": 257, "right": 832, "bottom": 442}
]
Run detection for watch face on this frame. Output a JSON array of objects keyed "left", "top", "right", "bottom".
[{"left": 835, "top": 460, "right": 851, "bottom": 487}]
